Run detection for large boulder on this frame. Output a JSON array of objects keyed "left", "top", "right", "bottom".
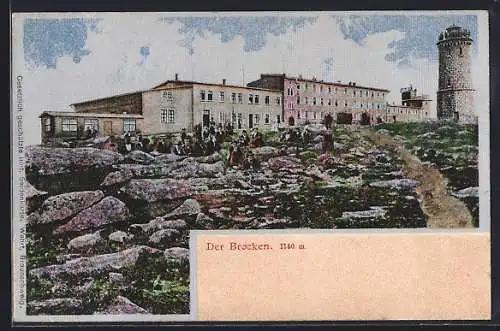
[
  {"left": 453, "top": 186, "right": 479, "bottom": 198},
  {"left": 27, "top": 298, "right": 85, "bottom": 315},
  {"left": 27, "top": 190, "right": 105, "bottom": 227},
  {"left": 163, "top": 199, "right": 201, "bottom": 219},
  {"left": 67, "top": 230, "right": 104, "bottom": 251},
  {"left": 369, "top": 179, "right": 420, "bottom": 191},
  {"left": 25, "top": 181, "right": 49, "bottom": 214},
  {"left": 53, "top": 196, "right": 132, "bottom": 235},
  {"left": 100, "top": 169, "right": 134, "bottom": 187},
  {"left": 25, "top": 146, "right": 124, "bottom": 194},
  {"left": 123, "top": 150, "right": 155, "bottom": 165},
  {"left": 164, "top": 247, "right": 189, "bottom": 263},
  {"left": 149, "top": 229, "right": 182, "bottom": 248},
  {"left": 119, "top": 179, "right": 195, "bottom": 218},
  {"left": 114, "top": 163, "right": 173, "bottom": 179},
  {"left": 130, "top": 218, "right": 187, "bottom": 235},
  {"left": 30, "top": 246, "right": 160, "bottom": 280},
  {"left": 251, "top": 146, "right": 279, "bottom": 162},
  {"left": 169, "top": 160, "right": 225, "bottom": 179},
  {"left": 120, "top": 179, "right": 195, "bottom": 203}
]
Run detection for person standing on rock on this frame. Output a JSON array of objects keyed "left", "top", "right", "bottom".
[
  {"left": 324, "top": 113, "right": 333, "bottom": 130},
  {"left": 322, "top": 130, "right": 334, "bottom": 154}
]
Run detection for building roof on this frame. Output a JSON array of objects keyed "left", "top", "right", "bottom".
[
  {"left": 39, "top": 111, "right": 144, "bottom": 119},
  {"left": 257, "top": 73, "right": 391, "bottom": 92},
  {"left": 70, "top": 90, "right": 145, "bottom": 107},
  {"left": 151, "top": 79, "right": 282, "bottom": 93}
]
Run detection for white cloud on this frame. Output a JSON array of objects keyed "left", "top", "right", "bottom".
[{"left": 12, "top": 12, "right": 488, "bottom": 146}]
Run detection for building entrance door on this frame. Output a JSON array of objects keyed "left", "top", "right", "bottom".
[
  {"left": 203, "top": 110, "right": 210, "bottom": 127},
  {"left": 248, "top": 114, "right": 253, "bottom": 129},
  {"left": 103, "top": 121, "right": 113, "bottom": 135}
]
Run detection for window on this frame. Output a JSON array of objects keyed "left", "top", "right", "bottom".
[
  {"left": 335, "top": 87, "right": 338, "bottom": 94},
  {"left": 162, "top": 90, "right": 173, "bottom": 100},
  {"left": 161, "top": 109, "right": 175, "bottom": 123},
  {"left": 297, "top": 96, "right": 301, "bottom": 104},
  {"left": 366, "top": 91, "right": 368, "bottom": 97},
  {"left": 44, "top": 118, "right": 51, "bottom": 132},
  {"left": 238, "top": 93, "right": 243, "bottom": 103},
  {"left": 372, "top": 92, "right": 374, "bottom": 98},
  {"left": 219, "top": 91, "right": 225, "bottom": 102},
  {"left": 231, "top": 93, "right": 236, "bottom": 103},
  {"left": 313, "top": 112, "right": 317, "bottom": 119},
  {"left": 123, "top": 119, "right": 136, "bottom": 132},
  {"left": 305, "top": 111, "right": 309, "bottom": 119},
  {"left": 254, "top": 114, "right": 260, "bottom": 125},
  {"left": 200, "top": 90, "right": 206, "bottom": 101},
  {"left": 305, "top": 83, "right": 309, "bottom": 90},
  {"left": 265, "top": 95, "right": 270, "bottom": 105},
  {"left": 344, "top": 88, "right": 347, "bottom": 94},
  {"left": 328, "top": 99, "right": 331, "bottom": 106},
  {"left": 248, "top": 94, "right": 254, "bottom": 104},
  {"left": 276, "top": 115, "right": 281, "bottom": 123},
  {"left": 335, "top": 100, "right": 338, "bottom": 107},
  {"left": 353, "top": 90, "right": 356, "bottom": 96},
  {"left": 276, "top": 96, "right": 281, "bottom": 105},
  {"left": 297, "top": 111, "right": 301, "bottom": 119},
  {"left": 265, "top": 114, "right": 270, "bottom": 124},
  {"left": 320, "top": 98, "right": 324, "bottom": 105},
  {"left": 219, "top": 112, "right": 225, "bottom": 123},
  {"left": 62, "top": 118, "right": 77, "bottom": 132},
  {"left": 328, "top": 87, "right": 331, "bottom": 93},
  {"left": 459, "top": 47, "right": 463, "bottom": 56},
  {"left": 313, "top": 84, "right": 317, "bottom": 91},
  {"left": 345, "top": 101, "right": 348, "bottom": 107},
  {"left": 167, "top": 109, "right": 175, "bottom": 123},
  {"left": 161, "top": 109, "right": 168, "bottom": 123},
  {"left": 320, "top": 85, "right": 323, "bottom": 92},
  {"left": 313, "top": 97, "right": 317, "bottom": 105},
  {"left": 305, "top": 97, "right": 308, "bottom": 104},
  {"left": 254, "top": 95, "right": 260, "bottom": 104},
  {"left": 207, "top": 91, "right": 213, "bottom": 101},
  {"left": 297, "top": 84, "right": 300, "bottom": 90},
  {"left": 84, "top": 119, "right": 99, "bottom": 131},
  {"left": 448, "top": 78, "right": 451, "bottom": 86}
]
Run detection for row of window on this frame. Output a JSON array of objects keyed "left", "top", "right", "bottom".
[
  {"left": 200, "top": 90, "right": 281, "bottom": 105},
  {"left": 387, "top": 108, "right": 427, "bottom": 116},
  {"left": 289, "top": 98, "right": 384, "bottom": 109},
  {"left": 58, "top": 118, "right": 137, "bottom": 133},
  {"left": 287, "top": 84, "right": 386, "bottom": 98}
]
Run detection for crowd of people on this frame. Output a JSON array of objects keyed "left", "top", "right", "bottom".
[{"left": 98, "top": 118, "right": 335, "bottom": 168}]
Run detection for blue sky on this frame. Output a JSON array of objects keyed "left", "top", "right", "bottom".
[
  {"left": 23, "top": 14, "right": 477, "bottom": 71},
  {"left": 13, "top": 12, "right": 488, "bottom": 145}
]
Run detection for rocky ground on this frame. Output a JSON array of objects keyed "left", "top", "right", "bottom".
[
  {"left": 25, "top": 123, "right": 477, "bottom": 315},
  {"left": 372, "top": 122, "right": 479, "bottom": 227}
]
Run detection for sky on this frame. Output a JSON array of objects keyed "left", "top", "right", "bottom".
[{"left": 12, "top": 11, "right": 489, "bottom": 146}]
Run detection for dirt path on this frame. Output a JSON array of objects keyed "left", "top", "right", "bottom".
[{"left": 356, "top": 127, "right": 473, "bottom": 228}]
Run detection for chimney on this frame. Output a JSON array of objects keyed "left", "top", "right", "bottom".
[
  {"left": 222, "top": 78, "right": 226, "bottom": 85},
  {"left": 175, "top": 73, "right": 179, "bottom": 81}
]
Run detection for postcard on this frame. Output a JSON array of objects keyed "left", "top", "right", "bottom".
[{"left": 11, "top": 10, "right": 490, "bottom": 322}]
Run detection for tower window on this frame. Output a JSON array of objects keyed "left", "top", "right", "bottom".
[
  {"left": 459, "top": 47, "right": 463, "bottom": 56},
  {"left": 448, "top": 78, "right": 451, "bottom": 86}
]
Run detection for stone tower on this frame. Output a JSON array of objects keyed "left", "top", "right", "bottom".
[{"left": 436, "top": 25, "right": 476, "bottom": 123}]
